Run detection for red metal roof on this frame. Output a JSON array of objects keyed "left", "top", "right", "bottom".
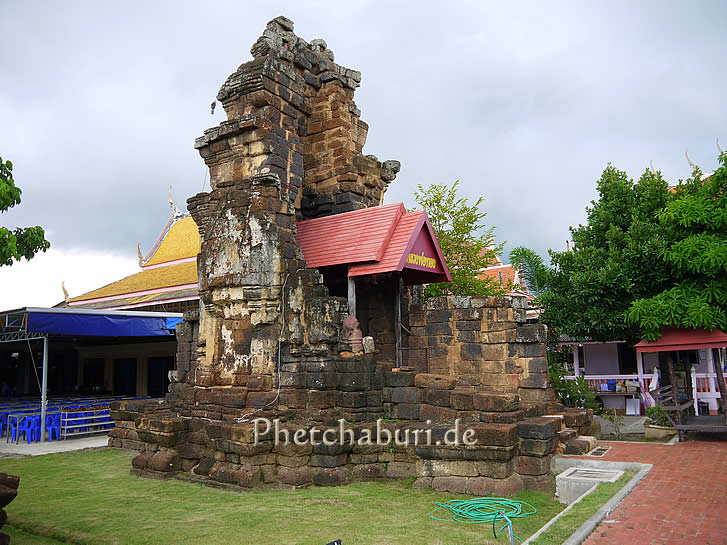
[
  {"left": 295, "top": 203, "right": 404, "bottom": 268},
  {"left": 635, "top": 327, "right": 727, "bottom": 353},
  {"left": 295, "top": 203, "right": 451, "bottom": 283}
]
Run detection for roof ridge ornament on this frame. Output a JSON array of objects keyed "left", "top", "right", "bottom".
[
  {"left": 62, "top": 281, "right": 69, "bottom": 303},
  {"left": 169, "top": 186, "right": 183, "bottom": 219},
  {"left": 685, "top": 150, "right": 695, "bottom": 168},
  {"left": 137, "top": 243, "right": 143, "bottom": 266}
]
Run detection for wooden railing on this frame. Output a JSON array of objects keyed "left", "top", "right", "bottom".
[
  {"left": 694, "top": 373, "right": 727, "bottom": 393},
  {"left": 565, "top": 372, "right": 724, "bottom": 416}
]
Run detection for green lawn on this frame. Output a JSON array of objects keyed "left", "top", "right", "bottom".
[
  {"left": 0, "top": 448, "right": 565, "bottom": 545},
  {"left": 3, "top": 526, "right": 67, "bottom": 545}
]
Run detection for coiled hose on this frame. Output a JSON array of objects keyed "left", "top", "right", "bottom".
[{"left": 429, "top": 497, "right": 536, "bottom": 542}]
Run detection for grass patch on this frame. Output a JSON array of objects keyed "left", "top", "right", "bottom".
[
  {"left": 529, "top": 471, "right": 635, "bottom": 545},
  {"left": 0, "top": 448, "right": 563, "bottom": 545},
  {"left": 3, "top": 526, "right": 68, "bottom": 544}
]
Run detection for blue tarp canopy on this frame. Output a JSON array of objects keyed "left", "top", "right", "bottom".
[{"left": 1, "top": 308, "right": 184, "bottom": 338}]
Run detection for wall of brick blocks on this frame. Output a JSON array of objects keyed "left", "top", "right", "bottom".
[
  {"left": 109, "top": 400, "right": 587, "bottom": 494},
  {"left": 406, "top": 295, "right": 558, "bottom": 413}
]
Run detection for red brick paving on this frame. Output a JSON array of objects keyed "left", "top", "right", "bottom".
[{"left": 577, "top": 439, "right": 727, "bottom": 545}]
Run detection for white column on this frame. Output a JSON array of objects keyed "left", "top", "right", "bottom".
[
  {"left": 573, "top": 346, "right": 580, "bottom": 377},
  {"left": 347, "top": 276, "right": 356, "bottom": 318},
  {"left": 40, "top": 335, "right": 49, "bottom": 442},
  {"left": 707, "top": 349, "right": 719, "bottom": 414},
  {"left": 691, "top": 364, "right": 699, "bottom": 415},
  {"left": 636, "top": 351, "right": 644, "bottom": 378},
  {"left": 707, "top": 349, "right": 717, "bottom": 392}
]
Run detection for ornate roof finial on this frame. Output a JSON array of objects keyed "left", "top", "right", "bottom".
[
  {"left": 718, "top": 138, "right": 724, "bottom": 155},
  {"left": 62, "top": 281, "right": 69, "bottom": 303},
  {"left": 169, "top": 186, "right": 183, "bottom": 218},
  {"left": 650, "top": 160, "right": 657, "bottom": 175},
  {"left": 137, "top": 243, "right": 144, "bottom": 266}
]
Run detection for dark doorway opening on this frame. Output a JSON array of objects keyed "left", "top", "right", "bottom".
[
  {"left": 113, "top": 358, "right": 137, "bottom": 396},
  {"left": 148, "top": 356, "right": 174, "bottom": 398},
  {"left": 82, "top": 358, "right": 105, "bottom": 395}
]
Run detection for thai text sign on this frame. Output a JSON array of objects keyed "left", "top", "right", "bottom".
[{"left": 406, "top": 252, "right": 437, "bottom": 270}]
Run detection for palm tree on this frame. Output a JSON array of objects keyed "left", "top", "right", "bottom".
[{"left": 508, "top": 246, "right": 551, "bottom": 298}]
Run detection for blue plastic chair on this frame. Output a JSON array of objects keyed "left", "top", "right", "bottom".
[
  {"left": 19, "top": 415, "right": 40, "bottom": 444},
  {"left": 8, "top": 416, "right": 19, "bottom": 442},
  {"left": 46, "top": 413, "right": 61, "bottom": 441}
]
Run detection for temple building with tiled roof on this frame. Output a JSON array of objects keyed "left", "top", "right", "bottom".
[{"left": 67, "top": 205, "right": 201, "bottom": 313}]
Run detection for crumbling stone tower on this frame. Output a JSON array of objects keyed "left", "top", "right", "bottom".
[
  {"left": 188, "top": 16, "right": 400, "bottom": 391},
  {"left": 110, "top": 17, "right": 597, "bottom": 493}
]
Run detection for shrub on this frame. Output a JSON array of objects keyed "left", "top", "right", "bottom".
[
  {"left": 645, "top": 406, "right": 672, "bottom": 427},
  {"left": 548, "top": 358, "right": 600, "bottom": 412}
]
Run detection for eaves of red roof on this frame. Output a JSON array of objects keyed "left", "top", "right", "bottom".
[{"left": 635, "top": 327, "right": 727, "bottom": 353}]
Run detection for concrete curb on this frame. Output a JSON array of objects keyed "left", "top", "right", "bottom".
[{"left": 523, "top": 458, "right": 652, "bottom": 545}]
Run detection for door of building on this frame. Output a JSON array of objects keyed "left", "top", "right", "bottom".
[
  {"left": 147, "top": 356, "right": 174, "bottom": 398},
  {"left": 113, "top": 358, "right": 137, "bottom": 397}
]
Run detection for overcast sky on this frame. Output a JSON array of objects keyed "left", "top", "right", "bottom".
[{"left": 1, "top": 1, "right": 725, "bottom": 309}]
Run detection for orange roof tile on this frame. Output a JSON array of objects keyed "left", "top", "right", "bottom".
[{"left": 479, "top": 264, "right": 518, "bottom": 288}]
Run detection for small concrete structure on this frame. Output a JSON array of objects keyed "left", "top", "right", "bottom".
[{"left": 555, "top": 466, "right": 623, "bottom": 504}]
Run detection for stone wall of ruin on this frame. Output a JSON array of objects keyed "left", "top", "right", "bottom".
[
  {"left": 110, "top": 402, "right": 592, "bottom": 493},
  {"left": 120, "top": 293, "right": 595, "bottom": 493},
  {"left": 405, "top": 295, "right": 558, "bottom": 413}
]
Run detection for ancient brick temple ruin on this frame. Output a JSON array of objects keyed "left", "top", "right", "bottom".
[{"left": 110, "top": 16, "right": 595, "bottom": 494}]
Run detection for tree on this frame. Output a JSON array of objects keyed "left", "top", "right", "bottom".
[
  {"left": 414, "top": 181, "right": 504, "bottom": 297},
  {"left": 627, "top": 153, "right": 727, "bottom": 341},
  {"left": 508, "top": 246, "right": 551, "bottom": 298},
  {"left": 0, "top": 157, "right": 50, "bottom": 266},
  {"left": 539, "top": 164, "right": 673, "bottom": 343}
]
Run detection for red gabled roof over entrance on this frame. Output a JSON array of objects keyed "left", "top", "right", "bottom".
[
  {"left": 295, "top": 203, "right": 451, "bottom": 284},
  {"left": 635, "top": 327, "right": 727, "bottom": 353},
  {"left": 296, "top": 203, "right": 404, "bottom": 268}
]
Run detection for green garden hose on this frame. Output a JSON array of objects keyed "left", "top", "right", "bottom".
[{"left": 428, "top": 497, "right": 536, "bottom": 542}]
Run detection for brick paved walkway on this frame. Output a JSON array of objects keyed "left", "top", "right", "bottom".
[{"left": 579, "top": 438, "right": 727, "bottom": 545}]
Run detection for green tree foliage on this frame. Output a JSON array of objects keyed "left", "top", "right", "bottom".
[
  {"left": 414, "top": 181, "right": 504, "bottom": 296},
  {"left": 0, "top": 157, "right": 50, "bottom": 266},
  {"left": 540, "top": 165, "right": 673, "bottom": 343},
  {"left": 627, "top": 153, "right": 727, "bottom": 341},
  {"left": 508, "top": 246, "right": 551, "bottom": 298}
]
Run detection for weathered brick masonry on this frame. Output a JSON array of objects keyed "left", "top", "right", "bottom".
[{"left": 109, "top": 16, "right": 593, "bottom": 494}]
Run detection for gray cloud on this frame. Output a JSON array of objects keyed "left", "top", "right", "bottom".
[{"left": 1, "top": 0, "right": 725, "bottom": 267}]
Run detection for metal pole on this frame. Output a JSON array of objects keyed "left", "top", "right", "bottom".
[
  {"left": 347, "top": 275, "right": 356, "bottom": 318},
  {"left": 40, "top": 334, "right": 48, "bottom": 442},
  {"left": 394, "top": 273, "right": 401, "bottom": 369}
]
